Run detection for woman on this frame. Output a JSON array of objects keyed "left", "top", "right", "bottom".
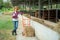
[{"left": 12, "top": 6, "right": 23, "bottom": 35}]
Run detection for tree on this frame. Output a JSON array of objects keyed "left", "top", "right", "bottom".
[{"left": 0, "top": 0, "right": 3, "bottom": 9}]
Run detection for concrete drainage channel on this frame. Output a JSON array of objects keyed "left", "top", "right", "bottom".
[{"left": 17, "top": 15, "right": 60, "bottom": 40}]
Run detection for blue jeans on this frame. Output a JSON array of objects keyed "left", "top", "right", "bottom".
[{"left": 13, "top": 21, "right": 18, "bottom": 31}]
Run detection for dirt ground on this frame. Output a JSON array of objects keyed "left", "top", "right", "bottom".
[{"left": 0, "top": 30, "right": 16, "bottom": 40}]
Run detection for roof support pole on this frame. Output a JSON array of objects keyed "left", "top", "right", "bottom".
[
  {"left": 56, "top": 0, "right": 58, "bottom": 22},
  {"left": 38, "top": 0, "right": 41, "bottom": 18},
  {"left": 48, "top": 0, "right": 51, "bottom": 21}
]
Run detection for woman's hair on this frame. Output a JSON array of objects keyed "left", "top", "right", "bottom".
[{"left": 14, "top": 6, "right": 19, "bottom": 10}]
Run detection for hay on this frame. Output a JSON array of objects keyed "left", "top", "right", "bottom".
[
  {"left": 23, "top": 14, "right": 31, "bottom": 19},
  {"left": 31, "top": 17, "right": 44, "bottom": 24},
  {"left": 53, "top": 22, "right": 60, "bottom": 33},
  {"left": 22, "top": 26, "right": 35, "bottom": 37}
]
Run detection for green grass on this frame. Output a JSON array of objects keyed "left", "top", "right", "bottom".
[
  {"left": 0, "top": 15, "right": 13, "bottom": 30},
  {"left": 0, "top": 15, "right": 15, "bottom": 40}
]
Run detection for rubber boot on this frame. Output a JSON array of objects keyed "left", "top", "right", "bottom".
[{"left": 12, "top": 30, "right": 15, "bottom": 35}]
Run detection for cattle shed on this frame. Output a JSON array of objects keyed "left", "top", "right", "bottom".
[{"left": 11, "top": 0, "right": 60, "bottom": 22}]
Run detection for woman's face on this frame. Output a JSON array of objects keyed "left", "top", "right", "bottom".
[{"left": 14, "top": 6, "right": 19, "bottom": 11}]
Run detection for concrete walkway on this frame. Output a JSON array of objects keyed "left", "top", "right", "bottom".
[{"left": 16, "top": 15, "right": 38, "bottom": 40}]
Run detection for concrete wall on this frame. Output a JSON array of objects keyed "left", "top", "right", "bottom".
[
  {"left": 19, "top": 16, "right": 60, "bottom": 40},
  {"left": 31, "top": 20, "right": 60, "bottom": 40}
]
